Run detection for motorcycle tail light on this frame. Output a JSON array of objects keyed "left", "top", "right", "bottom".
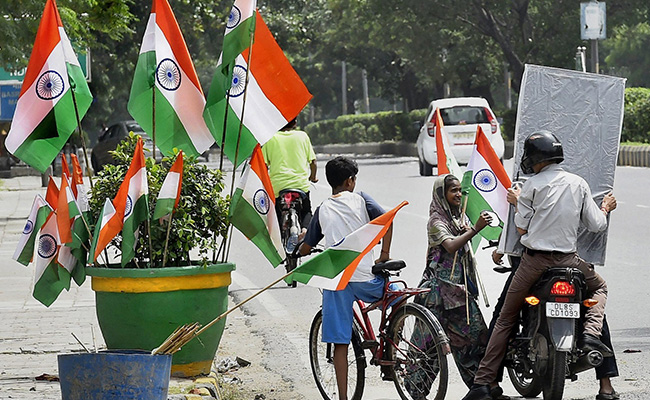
[
  {"left": 525, "top": 296, "right": 540, "bottom": 306},
  {"left": 583, "top": 299, "right": 599, "bottom": 308},
  {"left": 550, "top": 281, "right": 575, "bottom": 296}
]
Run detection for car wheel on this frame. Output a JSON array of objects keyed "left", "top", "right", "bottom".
[{"left": 419, "top": 157, "right": 433, "bottom": 176}]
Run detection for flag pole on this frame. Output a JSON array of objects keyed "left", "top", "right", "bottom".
[
  {"left": 70, "top": 89, "right": 94, "bottom": 189},
  {"left": 218, "top": 86, "right": 232, "bottom": 172},
  {"left": 223, "top": 29, "right": 256, "bottom": 263},
  {"left": 162, "top": 214, "right": 173, "bottom": 267},
  {"left": 152, "top": 86, "right": 157, "bottom": 163}
]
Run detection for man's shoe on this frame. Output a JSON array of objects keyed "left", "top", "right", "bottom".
[
  {"left": 596, "top": 390, "right": 620, "bottom": 400},
  {"left": 490, "top": 385, "right": 510, "bottom": 400},
  {"left": 582, "top": 334, "right": 614, "bottom": 357},
  {"left": 461, "top": 384, "right": 492, "bottom": 400}
]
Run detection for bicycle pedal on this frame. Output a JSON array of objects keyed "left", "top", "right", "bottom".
[{"left": 361, "top": 340, "right": 379, "bottom": 350}]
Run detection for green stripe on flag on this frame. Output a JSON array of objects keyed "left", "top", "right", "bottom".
[
  {"left": 221, "top": 15, "right": 256, "bottom": 69},
  {"left": 121, "top": 194, "right": 149, "bottom": 267},
  {"left": 229, "top": 188, "right": 283, "bottom": 267},
  {"left": 289, "top": 249, "right": 360, "bottom": 285},
  {"left": 153, "top": 197, "right": 176, "bottom": 220},
  {"left": 33, "top": 263, "right": 71, "bottom": 307},
  {"left": 15, "top": 206, "right": 51, "bottom": 266}
]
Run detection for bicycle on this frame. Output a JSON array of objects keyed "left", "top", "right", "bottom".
[
  {"left": 278, "top": 188, "right": 307, "bottom": 287},
  {"left": 308, "top": 259, "right": 451, "bottom": 400}
]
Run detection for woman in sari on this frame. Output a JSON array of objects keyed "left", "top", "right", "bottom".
[{"left": 415, "top": 174, "right": 506, "bottom": 399}]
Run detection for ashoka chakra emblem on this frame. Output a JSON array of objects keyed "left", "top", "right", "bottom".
[
  {"left": 38, "top": 234, "right": 57, "bottom": 259},
  {"left": 156, "top": 58, "right": 181, "bottom": 91},
  {"left": 227, "top": 6, "right": 242, "bottom": 29},
  {"left": 473, "top": 169, "right": 498, "bottom": 192},
  {"left": 23, "top": 220, "right": 34, "bottom": 235},
  {"left": 36, "top": 70, "right": 65, "bottom": 100},
  {"left": 227, "top": 65, "right": 247, "bottom": 97},
  {"left": 253, "top": 189, "right": 270, "bottom": 215},
  {"left": 124, "top": 195, "right": 134, "bottom": 218}
]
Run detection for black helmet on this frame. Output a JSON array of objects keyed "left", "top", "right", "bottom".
[{"left": 520, "top": 130, "right": 564, "bottom": 174}]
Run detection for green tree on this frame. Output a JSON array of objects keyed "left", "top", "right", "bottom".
[{"left": 603, "top": 23, "right": 650, "bottom": 87}]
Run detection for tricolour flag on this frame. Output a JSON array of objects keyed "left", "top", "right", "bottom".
[
  {"left": 67, "top": 153, "right": 90, "bottom": 285},
  {"left": 290, "top": 201, "right": 408, "bottom": 291},
  {"left": 5, "top": 0, "right": 92, "bottom": 173},
  {"left": 204, "top": 11, "right": 312, "bottom": 166},
  {"left": 33, "top": 212, "right": 71, "bottom": 307},
  {"left": 70, "top": 153, "right": 87, "bottom": 203},
  {"left": 88, "top": 199, "right": 120, "bottom": 264},
  {"left": 61, "top": 153, "right": 71, "bottom": 182},
  {"left": 127, "top": 0, "right": 215, "bottom": 158},
  {"left": 13, "top": 195, "right": 53, "bottom": 266},
  {"left": 434, "top": 108, "right": 463, "bottom": 178},
  {"left": 113, "top": 137, "right": 149, "bottom": 266},
  {"left": 461, "top": 126, "right": 512, "bottom": 240},
  {"left": 45, "top": 176, "right": 59, "bottom": 207},
  {"left": 153, "top": 151, "right": 183, "bottom": 220},
  {"left": 229, "top": 144, "right": 284, "bottom": 266}
]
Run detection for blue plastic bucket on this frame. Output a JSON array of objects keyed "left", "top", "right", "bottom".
[{"left": 58, "top": 350, "right": 172, "bottom": 400}]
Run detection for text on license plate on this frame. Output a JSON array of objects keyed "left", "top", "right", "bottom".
[{"left": 546, "top": 302, "right": 580, "bottom": 319}]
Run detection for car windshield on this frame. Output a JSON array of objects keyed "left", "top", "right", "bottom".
[{"left": 440, "top": 106, "right": 489, "bottom": 125}]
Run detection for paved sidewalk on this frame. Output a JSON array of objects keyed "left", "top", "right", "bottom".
[{"left": 0, "top": 176, "right": 218, "bottom": 400}]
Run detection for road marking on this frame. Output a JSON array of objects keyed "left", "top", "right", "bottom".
[
  {"left": 637, "top": 204, "right": 650, "bottom": 209},
  {"left": 231, "top": 270, "right": 289, "bottom": 318}
]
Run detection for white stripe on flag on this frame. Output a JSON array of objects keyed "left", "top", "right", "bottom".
[
  {"left": 5, "top": 42, "right": 68, "bottom": 152},
  {"left": 241, "top": 166, "right": 284, "bottom": 255},
  {"left": 332, "top": 223, "right": 384, "bottom": 252},
  {"left": 229, "top": 54, "right": 288, "bottom": 146}
]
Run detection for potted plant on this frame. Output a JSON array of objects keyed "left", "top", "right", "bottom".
[{"left": 85, "top": 133, "right": 232, "bottom": 377}]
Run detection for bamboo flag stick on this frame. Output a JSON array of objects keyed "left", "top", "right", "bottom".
[
  {"left": 162, "top": 214, "right": 174, "bottom": 267},
  {"left": 69, "top": 89, "right": 94, "bottom": 188},
  {"left": 463, "top": 257, "right": 470, "bottom": 325},
  {"left": 224, "top": 29, "right": 256, "bottom": 264},
  {"left": 450, "top": 194, "right": 470, "bottom": 281},
  {"left": 152, "top": 85, "right": 157, "bottom": 163},
  {"left": 153, "top": 268, "right": 296, "bottom": 354}
]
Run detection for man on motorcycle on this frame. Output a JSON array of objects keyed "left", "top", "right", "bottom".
[
  {"left": 262, "top": 118, "right": 318, "bottom": 241},
  {"left": 462, "top": 130, "right": 618, "bottom": 400}
]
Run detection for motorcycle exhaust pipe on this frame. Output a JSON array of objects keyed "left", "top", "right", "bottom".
[{"left": 570, "top": 350, "right": 604, "bottom": 375}]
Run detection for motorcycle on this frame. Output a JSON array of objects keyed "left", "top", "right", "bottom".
[
  {"left": 503, "top": 266, "right": 606, "bottom": 400},
  {"left": 278, "top": 189, "right": 307, "bottom": 288}
]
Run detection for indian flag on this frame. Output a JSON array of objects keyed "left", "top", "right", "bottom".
[
  {"left": 204, "top": 11, "right": 312, "bottom": 166},
  {"left": 33, "top": 212, "right": 71, "bottom": 307},
  {"left": 70, "top": 153, "right": 87, "bottom": 205},
  {"left": 67, "top": 153, "right": 90, "bottom": 285},
  {"left": 153, "top": 151, "right": 183, "bottom": 220},
  {"left": 88, "top": 199, "right": 121, "bottom": 264},
  {"left": 5, "top": 0, "right": 92, "bottom": 173},
  {"left": 461, "top": 126, "right": 512, "bottom": 240},
  {"left": 229, "top": 144, "right": 284, "bottom": 267},
  {"left": 127, "top": 0, "right": 215, "bottom": 158},
  {"left": 434, "top": 108, "right": 463, "bottom": 178},
  {"left": 45, "top": 176, "right": 59, "bottom": 207},
  {"left": 14, "top": 195, "right": 52, "bottom": 266},
  {"left": 290, "top": 201, "right": 408, "bottom": 291},
  {"left": 113, "top": 137, "right": 149, "bottom": 266}
]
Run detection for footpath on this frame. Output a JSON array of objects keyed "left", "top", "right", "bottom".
[{"left": 0, "top": 176, "right": 226, "bottom": 400}]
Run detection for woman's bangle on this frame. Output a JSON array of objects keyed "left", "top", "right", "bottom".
[{"left": 470, "top": 226, "right": 478, "bottom": 234}]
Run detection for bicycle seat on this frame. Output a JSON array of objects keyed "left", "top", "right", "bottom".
[{"left": 372, "top": 260, "right": 406, "bottom": 275}]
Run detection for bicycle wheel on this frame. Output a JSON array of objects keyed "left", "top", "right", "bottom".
[
  {"left": 309, "top": 310, "right": 365, "bottom": 400},
  {"left": 386, "top": 303, "right": 448, "bottom": 400}
]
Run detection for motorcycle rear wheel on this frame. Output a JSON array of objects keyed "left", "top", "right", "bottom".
[{"left": 507, "top": 365, "right": 543, "bottom": 398}]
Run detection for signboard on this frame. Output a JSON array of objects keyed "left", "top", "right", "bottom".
[
  {"left": 581, "top": 2, "right": 606, "bottom": 40},
  {"left": 0, "top": 85, "right": 22, "bottom": 121},
  {"left": 0, "top": 50, "right": 91, "bottom": 84}
]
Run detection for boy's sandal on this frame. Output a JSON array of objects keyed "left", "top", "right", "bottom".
[{"left": 596, "top": 390, "right": 620, "bottom": 400}]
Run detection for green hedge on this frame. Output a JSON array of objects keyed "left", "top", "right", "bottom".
[
  {"left": 623, "top": 87, "right": 650, "bottom": 143},
  {"left": 306, "top": 110, "right": 426, "bottom": 145},
  {"left": 306, "top": 88, "right": 650, "bottom": 145}
]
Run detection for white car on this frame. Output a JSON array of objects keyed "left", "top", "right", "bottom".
[{"left": 416, "top": 97, "right": 504, "bottom": 176}]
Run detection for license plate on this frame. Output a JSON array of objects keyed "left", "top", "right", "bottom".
[
  {"left": 546, "top": 302, "right": 580, "bottom": 319},
  {"left": 452, "top": 132, "right": 474, "bottom": 140}
]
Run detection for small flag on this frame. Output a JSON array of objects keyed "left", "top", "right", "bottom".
[
  {"left": 45, "top": 176, "right": 59, "bottom": 208},
  {"left": 67, "top": 153, "right": 90, "bottom": 285},
  {"left": 461, "top": 126, "right": 512, "bottom": 240},
  {"left": 127, "top": 0, "right": 215, "bottom": 158},
  {"left": 290, "top": 201, "right": 408, "bottom": 290},
  {"left": 113, "top": 137, "right": 149, "bottom": 266},
  {"left": 13, "top": 195, "right": 53, "bottom": 266},
  {"left": 56, "top": 177, "right": 79, "bottom": 244},
  {"left": 61, "top": 153, "right": 71, "bottom": 182},
  {"left": 204, "top": 11, "right": 312, "bottom": 166},
  {"left": 32, "top": 212, "right": 71, "bottom": 307},
  {"left": 434, "top": 108, "right": 463, "bottom": 178},
  {"left": 153, "top": 151, "right": 183, "bottom": 220},
  {"left": 5, "top": 0, "right": 93, "bottom": 173},
  {"left": 70, "top": 153, "right": 87, "bottom": 204},
  {"left": 88, "top": 199, "right": 120, "bottom": 264},
  {"left": 229, "top": 145, "right": 285, "bottom": 266}
]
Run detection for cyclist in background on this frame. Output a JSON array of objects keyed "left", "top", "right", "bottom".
[{"left": 262, "top": 118, "right": 318, "bottom": 247}]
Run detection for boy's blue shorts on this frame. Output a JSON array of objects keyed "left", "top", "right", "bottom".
[{"left": 322, "top": 276, "right": 387, "bottom": 344}]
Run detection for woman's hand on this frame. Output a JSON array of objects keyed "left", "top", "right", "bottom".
[
  {"left": 492, "top": 250, "right": 504, "bottom": 265},
  {"left": 473, "top": 211, "right": 492, "bottom": 232}
]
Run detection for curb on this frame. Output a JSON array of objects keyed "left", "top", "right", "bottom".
[{"left": 167, "top": 371, "right": 219, "bottom": 400}]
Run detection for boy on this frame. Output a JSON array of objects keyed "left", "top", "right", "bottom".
[{"left": 298, "top": 156, "right": 392, "bottom": 400}]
